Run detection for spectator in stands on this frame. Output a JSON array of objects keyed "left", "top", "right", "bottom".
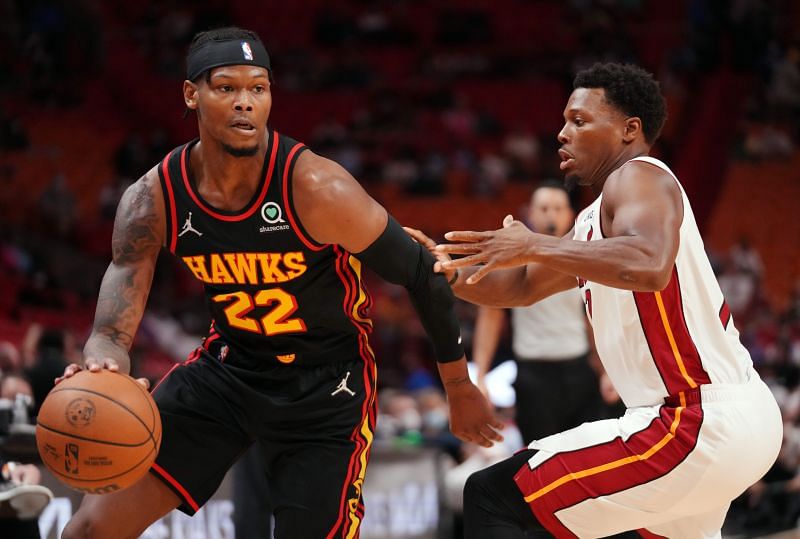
[
  {"left": 0, "top": 110, "right": 29, "bottom": 151},
  {"left": 0, "top": 372, "right": 33, "bottom": 404},
  {"left": 767, "top": 45, "right": 800, "bottom": 113},
  {"left": 37, "top": 173, "right": 76, "bottom": 238},
  {"left": 0, "top": 343, "right": 21, "bottom": 376},
  {"left": 21, "top": 325, "right": 69, "bottom": 416},
  {"left": 0, "top": 458, "right": 52, "bottom": 539},
  {"left": 503, "top": 125, "right": 541, "bottom": 181}
]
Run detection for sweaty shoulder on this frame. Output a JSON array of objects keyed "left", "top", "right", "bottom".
[
  {"left": 112, "top": 165, "right": 167, "bottom": 264},
  {"left": 291, "top": 150, "right": 387, "bottom": 251},
  {"left": 600, "top": 158, "right": 683, "bottom": 234}
]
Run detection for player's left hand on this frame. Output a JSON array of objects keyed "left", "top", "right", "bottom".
[
  {"left": 403, "top": 226, "right": 456, "bottom": 282},
  {"left": 436, "top": 215, "right": 552, "bottom": 284},
  {"left": 445, "top": 381, "right": 504, "bottom": 448}
]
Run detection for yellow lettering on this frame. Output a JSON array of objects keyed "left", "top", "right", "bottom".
[
  {"left": 257, "top": 253, "right": 288, "bottom": 283},
  {"left": 283, "top": 252, "right": 307, "bottom": 280},
  {"left": 182, "top": 256, "right": 211, "bottom": 282},
  {"left": 224, "top": 253, "right": 260, "bottom": 285},
  {"left": 210, "top": 254, "right": 234, "bottom": 284},
  {"left": 276, "top": 353, "right": 296, "bottom": 364}
]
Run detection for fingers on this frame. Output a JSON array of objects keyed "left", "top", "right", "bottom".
[
  {"left": 454, "top": 430, "right": 492, "bottom": 448},
  {"left": 403, "top": 227, "right": 437, "bottom": 249},
  {"left": 440, "top": 255, "right": 485, "bottom": 270},
  {"left": 136, "top": 377, "right": 151, "bottom": 390},
  {"left": 503, "top": 214, "right": 514, "bottom": 228},
  {"left": 480, "top": 426, "right": 504, "bottom": 444},
  {"left": 435, "top": 243, "right": 486, "bottom": 257},
  {"left": 490, "top": 416, "right": 505, "bottom": 432},
  {"left": 475, "top": 436, "right": 493, "bottom": 448},
  {"left": 55, "top": 363, "right": 83, "bottom": 385},
  {"left": 464, "top": 263, "right": 499, "bottom": 284},
  {"left": 86, "top": 357, "right": 119, "bottom": 372},
  {"left": 444, "top": 230, "right": 488, "bottom": 243},
  {"left": 454, "top": 422, "right": 505, "bottom": 447}
]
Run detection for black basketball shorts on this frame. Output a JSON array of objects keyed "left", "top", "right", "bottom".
[{"left": 149, "top": 348, "right": 377, "bottom": 538}]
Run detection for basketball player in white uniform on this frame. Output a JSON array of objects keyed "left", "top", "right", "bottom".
[{"left": 407, "top": 62, "right": 782, "bottom": 538}]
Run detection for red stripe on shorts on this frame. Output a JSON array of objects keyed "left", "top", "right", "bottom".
[
  {"left": 514, "top": 401, "right": 704, "bottom": 537},
  {"left": 151, "top": 462, "right": 200, "bottom": 513}
]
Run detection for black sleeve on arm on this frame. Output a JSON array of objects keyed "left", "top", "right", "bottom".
[{"left": 354, "top": 216, "right": 465, "bottom": 363}]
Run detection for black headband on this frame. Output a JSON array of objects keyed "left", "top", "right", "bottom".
[{"left": 186, "top": 38, "right": 271, "bottom": 82}]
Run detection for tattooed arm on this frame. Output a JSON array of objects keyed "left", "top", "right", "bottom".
[{"left": 58, "top": 167, "right": 165, "bottom": 383}]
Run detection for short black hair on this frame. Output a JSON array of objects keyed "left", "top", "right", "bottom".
[
  {"left": 573, "top": 63, "right": 667, "bottom": 144},
  {"left": 187, "top": 26, "right": 264, "bottom": 83},
  {"left": 534, "top": 178, "right": 568, "bottom": 195}
]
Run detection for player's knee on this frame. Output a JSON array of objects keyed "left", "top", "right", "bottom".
[
  {"left": 62, "top": 512, "right": 128, "bottom": 539},
  {"left": 61, "top": 516, "right": 92, "bottom": 539},
  {"left": 464, "top": 466, "right": 494, "bottom": 507}
]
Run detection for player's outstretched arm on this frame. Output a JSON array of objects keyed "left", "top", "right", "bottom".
[
  {"left": 405, "top": 224, "right": 576, "bottom": 308},
  {"left": 292, "top": 151, "right": 504, "bottom": 447},
  {"left": 58, "top": 169, "right": 165, "bottom": 384},
  {"left": 438, "top": 161, "right": 682, "bottom": 292}
]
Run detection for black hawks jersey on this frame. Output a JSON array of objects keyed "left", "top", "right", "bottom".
[{"left": 157, "top": 130, "right": 374, "bottom": 369}]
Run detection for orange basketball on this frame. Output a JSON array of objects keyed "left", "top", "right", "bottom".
[{"left": 35, "top": 369, "right": 161, "bottom": 495}]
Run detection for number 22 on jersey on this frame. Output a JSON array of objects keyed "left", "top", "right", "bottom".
[{"left": 212, "top": 289, "right": 307, "bottom": 336}]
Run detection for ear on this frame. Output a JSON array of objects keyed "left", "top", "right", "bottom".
[
  {"left": 183, "top": 80, "right": 199, "bottom": 110},
  {"left": 623, "top": 117, "right": 642, "bottom": 143}
]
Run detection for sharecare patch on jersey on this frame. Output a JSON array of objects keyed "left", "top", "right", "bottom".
[{"left": 241, "top": 41, "right": 254, "bottom": 61}]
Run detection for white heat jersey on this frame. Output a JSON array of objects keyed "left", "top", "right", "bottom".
[{"left": 573, "top": 156, "right": 753, "bottom": 407}]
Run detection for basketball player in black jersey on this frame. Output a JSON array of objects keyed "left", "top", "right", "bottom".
[{"left": 56, "top": 27, "right": 502, "bottom": 539}]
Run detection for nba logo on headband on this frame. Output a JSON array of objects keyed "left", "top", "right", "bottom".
[{"left": 241, "top": 41, "right": 254, "bottom": 61}]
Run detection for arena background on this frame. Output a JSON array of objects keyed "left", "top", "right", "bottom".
[{"left": 1, "top": 1, "right": 799, "bottom": 538}]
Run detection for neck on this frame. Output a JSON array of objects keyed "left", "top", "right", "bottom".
[
  {"left": 192, "top": 130, "right": 269, "bottom": 207},
  {"left": 589, "top": 143, "right": 650, "bottom": 197}
]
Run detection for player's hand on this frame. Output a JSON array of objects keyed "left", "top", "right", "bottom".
[
  {"left": 55, "top": 358, "right": 150, "bottom": 390},
  {"left": 436, "top": 215, "right": 551, "bottom": 284},
  {"left": 403, "top": 226, "right": 457, "bottom": 283},
  {"left": 445, "top": 381, "right": 504, "bottom": 448},
  {"left": 3, "top": 462, "right": 41, "bottom": 485},
  {"left": 476, "top": 375, "right": 490, "bottom": 400}
]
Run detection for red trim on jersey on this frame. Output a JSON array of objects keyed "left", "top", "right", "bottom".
[
  {"left": 150, "top": 348, "right": 203, "bottom": 394},
  {"left": 327, "top": 246, "right": 377, "bottom": 537},
  {"left": 282, "top": 143, "right": 328, "bottom": 251},
  {"left": 151, "top": 462, "right": 200, "bottom": 513},
  {"left": 638, "top": 528, "right": 668, "bottom": 539},
  {"left": 515, "top": 403, "right": 704, "bottom": 538},
  {"left": 150, "top": 363, "right": 180, "bottom": 394},
  {"left": 180, "top": 133, "right": 280, "bottom": 222},
  {"left": 160, "top": 150, "right": 179, "bottom": 253},
  {"left": 633, "top": 267, "right": 711, "bottom": 395},
  {"left": 719, "top": 301, "right": 731, "bottom": 329},
  {"left": 203, "top": 332, "right": 220, "bottom": 350}
]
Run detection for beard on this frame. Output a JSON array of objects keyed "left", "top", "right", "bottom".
[
  {"left": 564, "top": 173, "right": 580, "bottom": 192},
  {"left": 222, "top": 142, "right": 259, "bottom": 158}
]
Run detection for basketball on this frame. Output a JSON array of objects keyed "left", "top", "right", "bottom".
[{"left": 35, "top": 369, "right": 162, "bottom": 495}]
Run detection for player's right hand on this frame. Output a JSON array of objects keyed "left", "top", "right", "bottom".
[{"left": 403, "top": 226, "right": 457, "bottom": 283}]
